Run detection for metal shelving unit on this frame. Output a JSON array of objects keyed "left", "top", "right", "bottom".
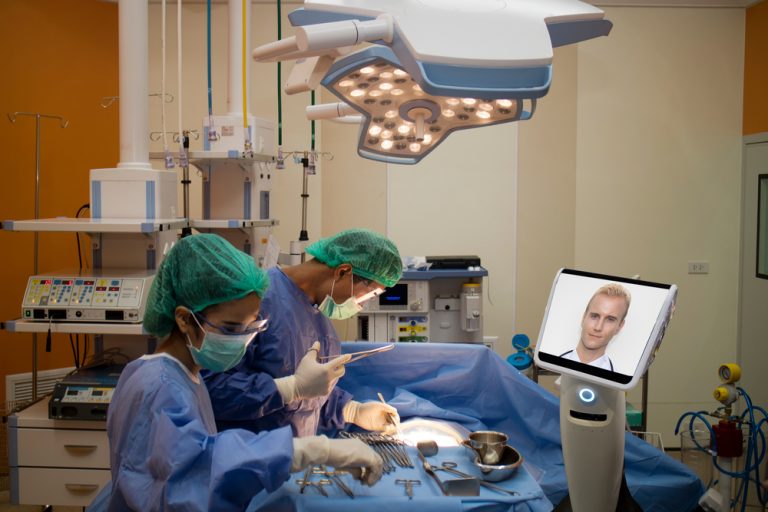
[
  {"left": 2, "top": 217, "right": 188, "bottom": 233},
  {"left": 3, "top": 320, "right": 146, "bottom": 336},
  {"left": 190, "top": 219, "right": 278, "bottom": 230}
]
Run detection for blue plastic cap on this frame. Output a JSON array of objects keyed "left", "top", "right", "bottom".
[{"left": 512, "top": 333, "right": 530, "bottom": 350}]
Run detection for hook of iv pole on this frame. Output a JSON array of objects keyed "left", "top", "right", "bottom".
[{"left": 8, "top": 112, "right": 69, "bottom": 128}]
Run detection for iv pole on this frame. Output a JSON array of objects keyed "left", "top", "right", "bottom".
[{"left": 7, "top": 112, "right": 69, "bottom": 400}]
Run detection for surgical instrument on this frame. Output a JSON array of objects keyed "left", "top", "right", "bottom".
[
  {"left": 318, "top": 343, "right": 394, "bottom": 364},
  {"left": 313, "top": 466, "right": 355, "bottom": 498},
  {"left": 437, "top": 462, "right": 519, "bottom": 496},
  {"left": 377, "top": 392, "right": 403, "bottom": 437},
  {"left": 295, "top": 478, "right": 332, "bottom": 497},
  {"left": 339, "top": 432, "right": 412, "bottom": 471},
  {"left": 416, "top": 442, "right": 448, "bottom": 495},
  {"left": 416, "top": 442, "right": 479, "bottom": 496},
  {"left": 298, "top": 465, "right": 314, "bottom": 494},
  {"left": 396, "top": 479, "right": 421, "bottom": 499}
]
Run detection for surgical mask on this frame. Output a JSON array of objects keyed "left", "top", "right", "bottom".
[
  {"left": 185, "top": 313, "right": 257, "bottom": 372},
  {"left": 318, "top": 274, "right": 363, "bottom": 320}
]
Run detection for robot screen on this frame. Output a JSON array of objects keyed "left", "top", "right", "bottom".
[{"left": 534, "top": 269, "right": 677, "bottom": 390}]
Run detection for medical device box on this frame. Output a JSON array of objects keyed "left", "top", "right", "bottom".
[
  {"left": 90, "top": 167, "right": 178, "bottom": 219},
  {"left": 22, "top": 269, "right": 155, "bottom": 323},
  {"left": 426, "top": 255, "right": 481, "bottom": 269},
  {"left": 200, "top": 158, "right": 273, "bottom": 221},
  {"left": 203, "top": 114, "right": 275, "bottom": 155},
  {"left": 48, "top": 364, "right": 124, "bottom": 421}
]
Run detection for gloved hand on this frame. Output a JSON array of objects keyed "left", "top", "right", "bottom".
[
  {"left": 343, "top": 400, "right": 400, "bottom": 433},
  {"left": 291, "top": 435, "right": 383, "bottom": 486},
  {"left": 274, "top": 342, "right": 351, "bottom": 403}
]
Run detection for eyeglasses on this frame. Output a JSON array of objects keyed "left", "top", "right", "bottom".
[
  {"left": 352, "top": 275, "right": 381, "bottom": 292},
  {"left": 194, "top": 313, "right": 269, "bottom": 336}
]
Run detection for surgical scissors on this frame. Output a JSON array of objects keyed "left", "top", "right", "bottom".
[{"left": 317, "top": 343, "right": 395, "bottom": 364}]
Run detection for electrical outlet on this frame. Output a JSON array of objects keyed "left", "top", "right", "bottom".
[{"left": 688, "top": 261, "right": 709, "bottom": 274}]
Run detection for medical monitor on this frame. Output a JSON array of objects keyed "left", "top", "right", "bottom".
[{"left": 534, "top": 269, "right": 677, "bottom": 390}]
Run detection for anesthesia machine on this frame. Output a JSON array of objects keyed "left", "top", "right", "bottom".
[{"left": 356, "top": 258, "right": 486, "bottom": 344}]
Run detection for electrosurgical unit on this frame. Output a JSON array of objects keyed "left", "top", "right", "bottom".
[
  {"left": 48, "top": 364, "right": 125, "bottom": 421},
  {"left": 21, "top": 270, "right": 155, "bottom": 323}
]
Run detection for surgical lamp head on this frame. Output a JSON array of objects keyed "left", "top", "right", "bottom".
[
  {"left": 253, "top": 0, "right": 612, "bottom": 164},
  {"left": 316, "top": 47, "right": 534, "bottom": 164}
]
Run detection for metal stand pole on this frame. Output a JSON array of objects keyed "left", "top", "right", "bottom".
[
  {"left": 299, "top": 151, "right": 310, "bottom": 262},
  {"left": 180, "top": 131, "right": 192, "bottom": 237},
  {"left": 8, "top": 112, "right": 68, "bottom": 400}
]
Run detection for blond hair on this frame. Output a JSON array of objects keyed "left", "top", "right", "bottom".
[{"left": 585, "top": 283, "right": 631, "bottom": 320}]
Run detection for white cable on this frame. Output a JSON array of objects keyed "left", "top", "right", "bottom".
[
  {"left": 161, "top": 0, "right": 168, "bottom": 150},
  {"left": 177, "top": 0, "right": 183, "bottom": 142}
]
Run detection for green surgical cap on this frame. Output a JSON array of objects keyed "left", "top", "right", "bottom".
[
  {"left": 144, "top": 234, "right": 269, "bottom": 338},
  {"left": 305, "top": 228, "right": 402, "bottom": 287}
]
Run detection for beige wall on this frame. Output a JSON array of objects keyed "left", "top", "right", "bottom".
[
  {"left": 516, "top": 44, "right": 578, "bottom": 342},
  {"left": 146, "top": 4, "right": 745, "bottom": 445},
  {"left": 574, "top": 7, "right": 744, "bottom": 443},
  {"left": 385, "top": 124, "right": 519, "bottom": 354}
]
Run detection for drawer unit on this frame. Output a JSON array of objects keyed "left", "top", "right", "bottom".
[
  {"left": 8, "top": 400, "right": 110, "bottom": 507},
  {"left": 10, "top": 427, "right": 109, "bottom": 468},
  {"left": 11, "top": 467, "right": 111, "bottom": 506}
]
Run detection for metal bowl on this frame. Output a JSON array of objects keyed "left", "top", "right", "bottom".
[{"left": 471, "top": 444, "right": 523, "bottom": 482}]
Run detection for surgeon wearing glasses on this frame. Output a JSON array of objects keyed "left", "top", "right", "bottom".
[
  {"left": 101, "top": 234, "right": 383, "bottom": 511},
  {"left": 204, "top": 228, "right": 403, "bottom": 437}
]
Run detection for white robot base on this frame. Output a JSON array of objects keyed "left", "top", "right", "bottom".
[{"left": 554, "top": 375, "right": 643, "bottom": 512}]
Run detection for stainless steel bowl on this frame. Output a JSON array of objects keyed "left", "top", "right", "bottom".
[{"left": 472, "top": 444, "right": 523, "bottom": 482}]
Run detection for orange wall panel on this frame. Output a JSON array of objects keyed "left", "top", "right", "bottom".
[
  {"left": 744, "top": 1, "right": 768, "bottom": 135},
  {"left": 0, "top": 0, "right": 119, "bottom": 403}
]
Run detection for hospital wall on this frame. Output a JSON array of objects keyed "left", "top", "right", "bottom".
[
  {"left": 571, "top": 7, "right": 745, "bottom": 444},
  {"left": 0, "top": 0, "right": 120, "bottom": 403}
]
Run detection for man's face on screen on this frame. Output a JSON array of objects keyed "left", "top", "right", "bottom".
[{"left": 580, "top": 294, "right": 627, "bottom": 353}]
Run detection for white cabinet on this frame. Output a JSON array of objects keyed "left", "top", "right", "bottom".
[{"left": 8, "top": 400, "right": 110, "bottom": 506}]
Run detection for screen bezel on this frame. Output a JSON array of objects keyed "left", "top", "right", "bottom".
[{"left": 534, "top": 268, "right": 675, "bottom": 389}]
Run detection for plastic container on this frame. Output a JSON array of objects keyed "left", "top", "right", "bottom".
[{"left": 679, "top": 429, "right": 713, "bottom": 486}]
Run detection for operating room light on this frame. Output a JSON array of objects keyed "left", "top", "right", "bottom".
[
  {"left": 395, "top": 418, "right": 469, "bottom": 447},
  {"left": 317, "top": 48, "right": 535, "bottom": 163},
  {"left": 253, "top": 0, "right": 612, "bottom": 164}
]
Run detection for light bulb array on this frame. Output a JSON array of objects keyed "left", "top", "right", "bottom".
[{"left": 325, "top": 55, "right": 533, "bottom": 163}]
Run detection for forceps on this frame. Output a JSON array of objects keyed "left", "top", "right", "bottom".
[{"left": 317, "top": 343, "right": 395, "bottom": 364}]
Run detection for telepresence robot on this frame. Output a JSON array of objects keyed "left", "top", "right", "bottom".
[{"left": 534, "top": 269, "right": 678, "bottom": 512}]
